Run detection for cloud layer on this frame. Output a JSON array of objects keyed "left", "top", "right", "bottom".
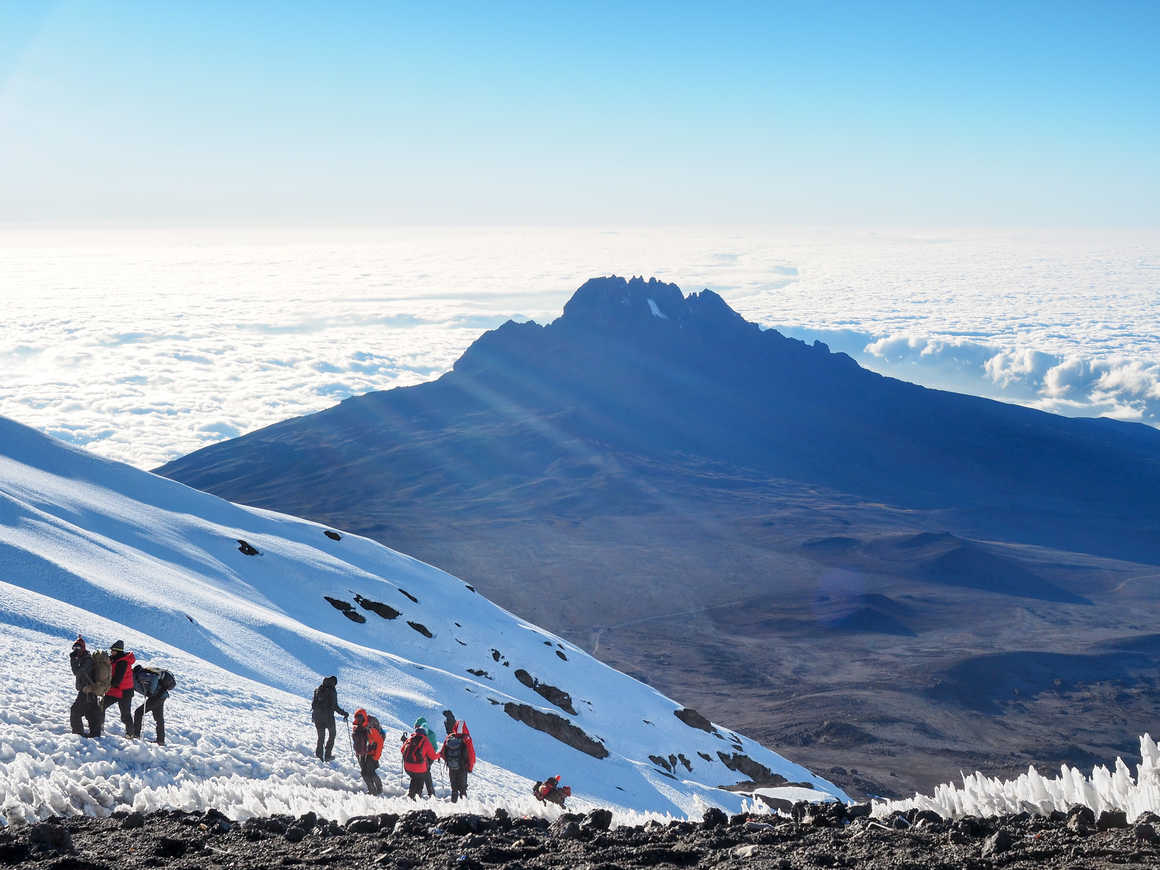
[{"left": 2, "top": 226, "right": 1157, "bottom": 468}]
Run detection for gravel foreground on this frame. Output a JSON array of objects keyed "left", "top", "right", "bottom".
[{"left": 3, "top": 802, "right": 1160, "bottom": 869}]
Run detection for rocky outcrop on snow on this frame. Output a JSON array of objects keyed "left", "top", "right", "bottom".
[{"left": 501, "top": 703, "right": 609, "bottom": 759}]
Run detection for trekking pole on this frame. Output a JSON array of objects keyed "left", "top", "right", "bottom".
[{"left": 345, "top": 718, "right": 355, "bottom": 764}]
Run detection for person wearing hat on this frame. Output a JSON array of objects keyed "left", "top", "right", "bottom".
[
  {"left": 101, "top": 640, "right": 137, "bottom": 736},
  {"left": 68, "top": 636, "right": 102, "bottom": 738}
]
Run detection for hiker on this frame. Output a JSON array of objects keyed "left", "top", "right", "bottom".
[
  {"left": 401, "top": 723, "right": 438, "bottom": 800},
  {"left": 533, "top": 775, "right": 571, "bottom": 808},
  {"left": 68, "top": 636, "right": 105, "bottom": 738},
  {"left": 414, "top": 716, "right": 439, "bottom": 797},
  {"left": 131, "top": 664, "right": 175, "bottom": 744},
  {"left": 351, "top": 709, "right": 384, "bottom": 795},
  {"left": 439, "top": 719, "right": 476, "bottom": 803},
  {"left": 101, "top": 640, "right": 136, "bottom": 736},
  {"left": 311, "top": 675, "right": 348, "bottom": 762}
]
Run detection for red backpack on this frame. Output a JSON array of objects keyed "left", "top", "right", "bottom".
[{"left": 402, "top": 732, "right": 427, "bottom": 766}]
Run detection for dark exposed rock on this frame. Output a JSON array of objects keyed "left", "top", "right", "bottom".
[
  {"left": 556, "top": 650, "right": 567, "bottom": 660},
  {"left": 0, "top": 842, "right": 31, "bottom": 863},
  {"left": 236, "top": 539, "right": 259, "bottom": 556},
  {"left": 345, "top": 816, "right": 378, "bottom": 834},
  {"left": 406, "top": 620, "right": 432, "bottom": 637},
  {"left": 649, "top": 754, "right": 673, "bottom": 772},
  {"left": 502, "top": 701, "right": 608, "bottom": 758},
  {"left": 324, "top": 530, "right": 341, "bottom": 540},
  {"left": 121, "top": 812, "right": 144, "bottom": 830},
  {"left": 716, "top": 751, "right": 788, "bottom": 786},
  {"left": 354, "top": 594, "right": 400, "bottom": 619},
  {"left": 982, "top": 828, "right": 1014, "bottom": 856},
  {"left": 398, "top": 588, "right": 419, "bottom": 603},
  {"left": 703, "top": 807, "right": 728, "bottom": 828},
  {"left": 11, "top": 808, "right": 1160, "bottom": 870},
  {"left": 1098, "top": 809, "right": 1129, "bottom": 830},
  {"left": 1135, "top": 822, "right": 1159, "bottom": 844},
  {"left": 513, "top": 668, "right": 577, "bottom": 715},
  {"left": 674, "top": 707, "right": 715, "bottom": 733},
  {"left": 29, "top": 822, "right": 73, "bottom": 853},
  {"left": 582, "top": 809, "right": 613, "bottom": 832},
  {"left": 154, "top": 837, "right": 188, "bottom": 858},
  {"left": 323, "top": 596, "right": 368, "bottom": 624}
]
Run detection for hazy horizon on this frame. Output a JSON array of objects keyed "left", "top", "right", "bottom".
[{"left": 3, "top": 224, "right": 1157, "bottom": 468}]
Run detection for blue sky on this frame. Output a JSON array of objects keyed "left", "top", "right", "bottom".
[{"left": 1, "top": 0, "right": 1157, "bottom": 225}]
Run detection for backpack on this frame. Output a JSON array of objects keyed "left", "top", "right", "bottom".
[
  {"left": 402, "top": 732, "right": 426, "bottom": 766},
  {"left": 133, "top": 665, "right": 176, "bottom": 696},
  {"left": 353, "top": 725, "right": 370, "bottom": 756},
  {"left": 443, "top": 734, "right": 465, "bottom": 770},
  {"left": 89, "top": 651, "right": 112, "bottom": 695}
]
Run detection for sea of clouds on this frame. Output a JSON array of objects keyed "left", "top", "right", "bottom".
[{"left": 2, "top": 226, "right": 1157, "bottom": 469}]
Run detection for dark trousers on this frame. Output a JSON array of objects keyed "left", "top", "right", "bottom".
[
  {"left": 314, "top": 719, "right": 336, "bottom": 760},
  {"left": 424, "top": 768, "right": 435, "bottom": 796},
  {"left": 70, "top": 691, "right": 102, "bottom": 738},
  {"left": 132, "top": 695, "right": 166, "bottom": 744},
  {"left": 449, "top": 767, "right": 468, "bottom": 802},
  {"left": 358, "top": 756, "right": 383, "bottom": 795},
  {"left": 101, "top": 690, "right": 134, "bottom": 735},
  {"left": 407, "top": 771, "right": 428, "bottom": 799}
]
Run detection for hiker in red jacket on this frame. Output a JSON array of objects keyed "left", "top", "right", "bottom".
[
  {"left": 101, "top": 640, "right": 136, "bottom": 737},
  {"left": 534, "top": 775, "right": 571, "bottom": 808},
  {"left": 438, "top": 720, "right": 476, "bottom": 803},
  {"left": 351, "top": 709, "right": 384, "bottom": 795},
  {"left": 400, "top": 726, "right": 438, "bottom": 799}
]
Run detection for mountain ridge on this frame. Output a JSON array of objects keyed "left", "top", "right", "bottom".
[{"left": 157, "top": 277, "right": 1160, "bottom": 795}]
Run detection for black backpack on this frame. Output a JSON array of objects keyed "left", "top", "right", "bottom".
[
  {"left": 442, "top": 734, "right": 465, "bottom": 769},
  {"left": 134, "top": 665, "right": 176, "bottom": 696}
]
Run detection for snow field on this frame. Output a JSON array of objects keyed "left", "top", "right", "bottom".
[
  {"left": 874, "top": 735, "right": 1160, "bottom": 821},
  {"left": 0, "top": 416, "right": 845, "bottom": 825},
  {"left": 0, "top": 621, "right": 690, "bottom": 828}
]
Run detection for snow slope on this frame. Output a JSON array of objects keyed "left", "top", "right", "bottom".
[{"left": 0, "top": 416, "right": 845, "bottom": 826}]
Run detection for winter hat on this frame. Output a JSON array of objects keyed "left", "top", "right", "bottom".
[
  {"left": 110, "top": 640, "right": 125, "bottom": 652},
  {"left": 414, "top": 716, "right": 427, "bottom": 731},
  {"left": 72, "top": 636, "right": 86, "bottom": 651}
]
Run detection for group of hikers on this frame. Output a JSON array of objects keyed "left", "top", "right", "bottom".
[
  {"left": 66, "top": 639, "right": 569, "bottom": 807},
  {"left": 68, "top": 636, "right": 174, "bottom": 744},
  {"left": 311, "top": 676, "right": 571, "bottom": 807},
  {"left": 311, "top": 676, "right": 478, "bottom": 802}
]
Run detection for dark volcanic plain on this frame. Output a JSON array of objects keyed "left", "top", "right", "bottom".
[
  {"left": 6, "top": 805, "right": 1160, "bottom": 870},
  {"left": 159, "top": 276, "right": 1160, "bottom": 799}
]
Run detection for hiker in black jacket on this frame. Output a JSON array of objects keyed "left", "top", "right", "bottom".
[
  {"left": 311, "top": 675, "right": 348, "bottom": 761},
  {"left": 68, "top": 637, "right": 102, "bottom": 738}
]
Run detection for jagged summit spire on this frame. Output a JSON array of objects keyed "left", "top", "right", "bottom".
[
  {"left": 555, "top": 275, "right": 753, "bottom": 341},
  {"left": 560, "top": 275, "right": 687, "bottom": 327}
]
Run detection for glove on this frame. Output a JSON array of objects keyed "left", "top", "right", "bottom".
[{"left": 343, "top": 713, "right": 349, "bottom": 720}]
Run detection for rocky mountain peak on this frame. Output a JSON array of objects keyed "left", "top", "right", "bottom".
[{"left": 560, "top": 275, "right": 687, "bottom": 327}]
